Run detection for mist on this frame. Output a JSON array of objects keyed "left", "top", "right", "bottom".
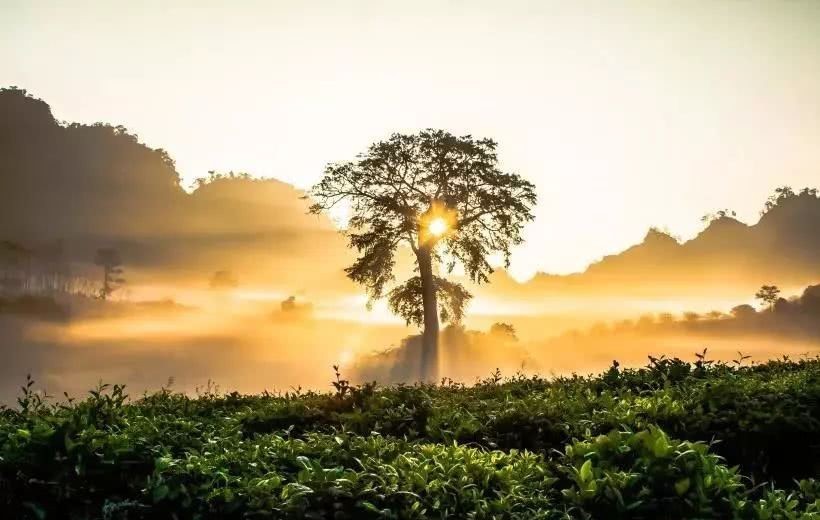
[
  {"left": 2, "top": 280, "right": 817, "bottom": 405},
  {"left": 1, "top": 87, "right": 819, "bottom": 402}
]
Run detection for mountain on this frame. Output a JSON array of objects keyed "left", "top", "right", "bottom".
[
  {"left": 484, "top": 187, "right": 820, "bottom": 299},
  {"left": 2, "top": 86, "right": 818, "bottom": 301},
  {"left": 0, "top": 87, "right": 350, "bottom": 293}
]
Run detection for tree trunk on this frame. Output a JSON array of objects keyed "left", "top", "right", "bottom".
[{"left": 417, "top": 246, "right": 439, "bottom": 382}]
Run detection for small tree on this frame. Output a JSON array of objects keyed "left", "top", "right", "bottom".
[
  {"left": 755, "top": 284, "right": 781, "bottom": 310},
  {"left": 762, "top": 186, "right": 795, "bottom": 214},
  {"left": 489, "top": 322, "right": 518, "bottom": 342},
  {"left": 730, "top": 304, "right": 757, "bottom": 319},
  {"left": 705, "top": 310, "right": 726, "bottom": 320},
  {"left": 308, "top": 130, "right": 537, "bottom": 381},
  {"left": 94, "top": 248, "right": 124, "bottom": 300},
  {"left": 700, "top": 208, "right": 736, "bottom": 224}
]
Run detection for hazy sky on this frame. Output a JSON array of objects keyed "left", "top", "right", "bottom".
[{"left": 2, "top": 0, "right": 819, "bottom": 278}]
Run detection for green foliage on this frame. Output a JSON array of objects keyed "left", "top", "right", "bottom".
[
  {"left": 387, "top": 276, "right": 473, "bottom": 326},
  {"left": 558, "top": 426, "right": 743, "bottom": 518},
  {"left": 1, "top": 357, "right": 819, "bottom": 518}
]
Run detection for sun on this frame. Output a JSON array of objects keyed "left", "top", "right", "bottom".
[
  {"left": 420, "top": 201, "right": 457, "bottom": 243},
  {"left": 428, "top": 217, "right": 449, "bottom": 237}
]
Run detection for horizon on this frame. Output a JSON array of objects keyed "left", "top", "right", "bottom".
[
  {"left": 7, "top": 84, "right": 816, "bottom": 283},
  {"left": 4, "top": 0, "right": 820, "bottom": 277}
]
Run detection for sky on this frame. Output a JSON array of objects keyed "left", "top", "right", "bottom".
[{"left": 2, "top": 0, "right": 819, "bottom": 279}]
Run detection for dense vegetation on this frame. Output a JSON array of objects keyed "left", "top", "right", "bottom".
[{"left": 1, "top": 355, "right": 818, "bottom": 519}]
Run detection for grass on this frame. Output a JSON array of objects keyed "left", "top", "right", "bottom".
[{"left": 1, "top": 354, "right": 819, "bottom": 518}]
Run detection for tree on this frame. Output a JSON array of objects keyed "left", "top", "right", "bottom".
[
  {"left": 730, "top": 304, "right": 757, "bottom": 319},
  {"left": 755, "top": 284, "right": 781, "bottom": 311},
  {"left": 489, "top": 322, "right": 518, "bottom": 342},
  {"left": 94, "top": 248, "right": 124, "bottom": 300},
  {"left": 762, "top": 186, "right": 795, "bottom": 214},
  {"left": 308, "top": 130, "right": 537, "bottom": 381},
  {"left": 700, "top": 208, "right": 736, "bottom": 224}
]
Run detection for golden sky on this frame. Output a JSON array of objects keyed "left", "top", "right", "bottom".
[{"left": 2, "top": 0, "right": 819, "bottom": 279}]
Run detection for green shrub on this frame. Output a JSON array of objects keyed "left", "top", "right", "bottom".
[
  {"left": 1, "top": 357, "right": 818, "bottom": 518},
  {"left": 557, "top": 426, "right": 743, "bottom": 519}
]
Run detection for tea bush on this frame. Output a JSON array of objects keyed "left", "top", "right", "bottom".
[{"left": 1, "top": 356, "right": 818, "bottom": 518}]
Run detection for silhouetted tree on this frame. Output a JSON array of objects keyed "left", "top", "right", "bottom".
[
  {"left": 94, "top": 248, "right": 124, "bottom": 300},
  {"left": 730, "top": 304, "right": 757, "bottom": 319},
  {"left": 705, "top": 310, "right": 726, "bottom": 320},
  {"left": 755, "top": 284, "right": 781, "bottom": 311},
  {"left": 308, "top": 130, "right": 536, "bottom": 381},
  {"left": 193, "top": 170, "right": 253, "bottom": 190},
  {"left": 700, "top": 208, "right": 736, "bottom": 224},
  {"left": 489, "top": 322, "right": 518, "bottom": 341},
  {"left": 762, "top": 186, "right": 796, "bottom": 214}
]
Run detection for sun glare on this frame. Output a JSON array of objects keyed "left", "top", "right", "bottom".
[{"left": 428, "top": 217, "right": 448, "bottom": 237}]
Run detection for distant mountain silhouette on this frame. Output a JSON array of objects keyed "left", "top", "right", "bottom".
[
  {"left": 485, "top": 187, "right": 820, "bottom": 298},
  {"left": 0, "top": 87, "right": 350, "bottom": 292},
  {"left": 2, "top": 87, "right": 817, "bottom": 300}
]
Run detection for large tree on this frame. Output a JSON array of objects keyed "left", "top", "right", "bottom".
[{"left": 308, "top": 130, "right": 537, "bottom": 381}]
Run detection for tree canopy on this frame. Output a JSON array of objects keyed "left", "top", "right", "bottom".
[
  {"left": 755, "top": 285, "right": 781, "bottom": 310},
  {"left": 308, "top": 129, "right": 537, "bottom": 379}
]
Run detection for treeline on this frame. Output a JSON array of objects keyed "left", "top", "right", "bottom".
[
  {"left": 567, "top": 283, "right": 820, "bottom": 341},
  {"left": 0, "top": 240, "right": 77, "bottom": 296}
]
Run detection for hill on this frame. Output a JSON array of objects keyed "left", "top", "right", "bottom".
[
  {"left": 485, "top": 187, "right": 820, "bottom": 299},
  {"left": 0, "top": 87, "right": 350, "bottom": 293},
  {"left": 2, "top": 86, "right": 818, "bottom": 301}
]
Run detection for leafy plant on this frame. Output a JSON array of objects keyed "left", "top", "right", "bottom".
[{"left": 1, "top": 356, "right": 818, "bottom": 518}]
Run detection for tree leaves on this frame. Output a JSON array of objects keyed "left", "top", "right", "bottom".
[
  {"left": 386, "top": 276, "right": 472, "bottom": 326},
  {"left": 308, "top": 129, "right": 537, "bottom": 322}
]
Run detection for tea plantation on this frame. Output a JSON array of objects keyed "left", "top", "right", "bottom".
[{"left": 2, "top": 355, "right": 818, "bottom": 519}]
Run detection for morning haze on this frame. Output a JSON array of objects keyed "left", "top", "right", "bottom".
[
  {"left": 4, "top": 4, "right": 820, "bottom": 515},
  {"left": 0, "top": 1, "right": 819, "bottom": 402}
]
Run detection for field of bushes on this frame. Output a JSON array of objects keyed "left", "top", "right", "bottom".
[{"left": 1, "top": 353, "right": 818, "bottom": 519}]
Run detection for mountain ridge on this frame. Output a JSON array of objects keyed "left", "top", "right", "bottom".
[{"left": 485, "top": 187, "right": 820, "bottom": 298}]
